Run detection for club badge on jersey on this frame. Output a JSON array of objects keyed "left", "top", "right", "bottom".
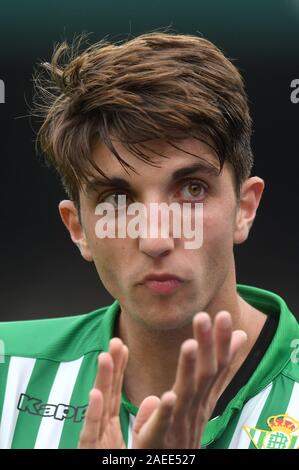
[{"left": 244, "top": 414, "right": 299, "bottom": 449}]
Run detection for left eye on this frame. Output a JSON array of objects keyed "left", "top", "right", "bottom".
[{"left": 180, "top": 182, "right": 206, "bottom": 199}]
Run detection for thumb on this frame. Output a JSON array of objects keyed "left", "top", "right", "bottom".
[
  {"left": 133, "top": 396, "right": 161, "bottom": 435},
  {"left": 132, "top": 392, "right": 176, "bottom": 449}
]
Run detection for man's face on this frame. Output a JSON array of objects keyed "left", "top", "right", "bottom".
[{"left": 76, "top": 137, "right": 242, "bottom": 331}]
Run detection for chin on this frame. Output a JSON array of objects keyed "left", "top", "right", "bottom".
[{"left": 139, "top": 310, "right": 193, "bottom": 332}]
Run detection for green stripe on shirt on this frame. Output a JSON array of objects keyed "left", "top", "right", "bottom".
[{"left": 11, "top": 358, "right": 60, "bottom": 448}]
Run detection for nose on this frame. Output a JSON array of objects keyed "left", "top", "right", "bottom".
[
  {"left": 139, "top": 235, "right": 175, "bottom": 258},
  {"left": 138, "top": 201, "right": 175, "bottom": 258}
]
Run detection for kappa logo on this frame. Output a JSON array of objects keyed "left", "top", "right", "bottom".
[
  {"left": 17, "top": 393, "right": 88, "bottom": 423},
  {"left": 244, "top": 414, "right": 299, "bottom": 449}
]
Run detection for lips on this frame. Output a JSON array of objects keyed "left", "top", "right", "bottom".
[
  {"left": 139, "top": 273, "right": 184, "bottom": 295},
  {"left": 141, "top": 273, "right": 183, "bottom": 283}
]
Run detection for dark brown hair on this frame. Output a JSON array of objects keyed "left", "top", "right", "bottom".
[{"left": 33, "top": 31, "right": 254, "bottom": 210}]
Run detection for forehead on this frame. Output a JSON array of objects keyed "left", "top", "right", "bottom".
[{"left": 87, "top": 137, "right": 223, "bottom": 184}]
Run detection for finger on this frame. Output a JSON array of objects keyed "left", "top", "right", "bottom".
[
  {"left": 133, "top": 395, "right": 161, "bottom": 436},
  {"left": 113, "top": 345, "right": 129, "bottom": 413},
  {"left": 214, "top": 311, "right": 233, "bottom": 371},
  {"left": 94, "top": 352, "right": 114, "bottom": 436},
  {"left": 207, "top": 328, "right": 248, "bottom": 406},
  {"left": 229, "top": 329, "right": 248, "bottom": 362},
  {"left": 172, "top": 339, "right": 198, "bottom": 422},
  {"left": 191, "top": 329, "right": 247, "bottom": 448},
  {"left": 193, "top": 312, "right": 217, "bottom": 397},
  {"left": 108, "top": 339, "right": 129, "bottom": 416},
  {"left": 188, "top": 312, "right": 229, "bottom": 448},
  {"left": 78, "top": 388, "right": 103, "bottom": 448},
  {"left": 135, "top": 391, "right": 177, "bottom": 449}
]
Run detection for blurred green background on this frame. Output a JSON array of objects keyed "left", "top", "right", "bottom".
[{"left": 0, "top": 0, "right": 299, "bottom": 60}]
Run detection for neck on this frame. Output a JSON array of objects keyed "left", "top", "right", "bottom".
[{"left": 116, "top": 284, "right": 267, "bottom": 408}]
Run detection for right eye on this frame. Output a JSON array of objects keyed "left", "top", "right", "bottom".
[{"left": 98, "top": 192, "right": 130, "bottom": 209}]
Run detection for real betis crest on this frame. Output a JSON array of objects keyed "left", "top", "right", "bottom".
[{"left": 244, "top": 414, "right": 299, "bottom": 449}]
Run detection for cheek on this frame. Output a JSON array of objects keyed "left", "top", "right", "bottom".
[
  {"left": 84, "top": 211, "right": 130, "bottom": 268},
  {"left": 90, "top": 238, "right": 132, "bottom": 291},
  {"left": 201, "top": 208, "right": 235, "bottom": 261}
]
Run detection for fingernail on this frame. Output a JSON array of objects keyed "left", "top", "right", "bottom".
[
  {"left": 221, "top": 314, "right": 231, "bottom": 329},
  {"left": 200, "top": 316, "right": 211, "bottom": 332}
]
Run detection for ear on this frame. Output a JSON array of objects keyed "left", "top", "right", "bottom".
[
  {"left": 233, "top": 177, "right": 265, "bottom": 245},
  {"left": 58, "top": 200, "right": 93, "bottom": 262}
]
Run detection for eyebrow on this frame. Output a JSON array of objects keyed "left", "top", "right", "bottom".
[{"left": 85, "top": 162, "right": 220, "bottom": 193}]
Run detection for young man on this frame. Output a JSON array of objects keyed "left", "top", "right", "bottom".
[{"left": 0, "top": 32, "right": 299, "bottom": 449}]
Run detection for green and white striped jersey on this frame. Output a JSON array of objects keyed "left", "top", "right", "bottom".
[{"left": 0, "top": 285, "right": 299, "bottom": 449}]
